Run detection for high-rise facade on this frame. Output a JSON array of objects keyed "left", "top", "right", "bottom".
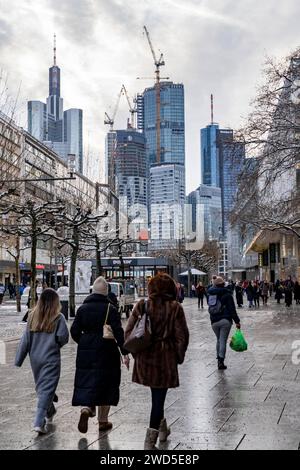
[
  {"left": 186, "top": 185, "right": 222, "bottom": 248},
  {"left": 137, "top": 82, "right": 185, "bottom": 170},
  {"left": 64, "top": 109, "right": 83, "bottom": 173},
  {"left": 201, "top": 124, "right": 220, "bottom": 187},
  {"left": 200, "top": 125, "right": 245, "bottom": 235},
  {"left": 150, "top": 163, "right": 185, "bottom": 250},
  {"left": 137, "top": 81, "right": 185, "bottom": 249},
  {"left": 217, "top": 130, "right": 245, "bottom": 235},
  {"left": 27, "top": 39, "right": 83, "bottom": 173}
]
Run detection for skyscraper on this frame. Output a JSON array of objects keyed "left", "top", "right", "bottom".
[
  {"left": 27, "top": 36, "right": 83, "bottom": 173},
  {"left": 201, "top": 124, "right": 220, "bottom": 187},
  {"left": 137, "top": 81, "right": 185, "bottom": 248},
  {"left": 114, "top": 129, "right": 147, "bottom": 211},
  {"left": 150, "top": 163, "right": 185, "bottom": 250},
  {"left": 200, "top": 124, "right": 245, "bottom": 234},
  {"left": 137, "top": 82, "right": 185, "bottom": 170},
  {"left": 217, "top": 130, "right": 245, "bottom": 235}
]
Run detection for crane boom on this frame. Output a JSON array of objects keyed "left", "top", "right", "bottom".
[
  {"left": 142, "top": 25, "right": 167, "bottom": 164},
  {"left": 122, "top": 84, "right": 137, "bottom": 128},
  {"left": 104, "top": 87, "right": 124, "bottom": 131},
  {"left": 143, "top": 25, "right": 158, "bottom": 65}
]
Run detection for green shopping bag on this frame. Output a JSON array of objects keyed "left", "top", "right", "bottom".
[{"left": 230, "top": 329, "right": 248, "bottom": 352}]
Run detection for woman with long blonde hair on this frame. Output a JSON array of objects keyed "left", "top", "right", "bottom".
[{"left": 15, "top": 288, "right": 69, "bottom": 434}]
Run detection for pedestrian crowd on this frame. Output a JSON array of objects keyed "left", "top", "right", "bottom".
[{"left": 13, "top": 271, "right": 300, "bottom": 450}]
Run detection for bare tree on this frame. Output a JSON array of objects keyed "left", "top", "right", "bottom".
[
  {"left": 52, "top": 207, "right": 108, "bottom": 317},
  {"left": 232, "top": 48, "right": 300, "bottom": 238},
  {"left": 0, "top": 199, "right": 65, "bottom": 308}
]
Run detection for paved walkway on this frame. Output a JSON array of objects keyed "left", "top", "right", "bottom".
[{"left": 1, "top": 298, "right": 300, "bottom": 450}]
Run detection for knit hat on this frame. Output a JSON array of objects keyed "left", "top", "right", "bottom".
[
  {"left": 92, "top": 276, "right": 108, "bottom": 295},
  {"left": 213, "top": 276, "right": 225, "bottom": 286}
]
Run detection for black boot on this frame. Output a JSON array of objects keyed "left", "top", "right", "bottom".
[{"left": 218, "top": 357, "right": 227, "bottom": 370}]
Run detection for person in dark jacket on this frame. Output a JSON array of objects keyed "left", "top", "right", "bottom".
[
  {"left": 246, "top": 281, "right": 255, "bottom": 308},
  {"left": 207, "top": 276, "right": 241, "bottom": 371},
  {"left": 125, "top": 273, "right": 189, "bottom": 450},
  {"left": 196, "top": 282, "right": 206, "bottom": 309},
  {"left": 294, "top": 281, "right": 300, "bottom": 305},
  {"left": 71, "top": 276, "right": 129, "bottom": 434},
  {"left": 235, "top": 281, "right": 244, "bottom": 308},
  {"left": 284, "top": 277, "right": 294, "bottom": 308},
  {"left": 107, "top": 283, "right": 119, "bottom": 310},
  {"left": 275, "top": 280, "right": 284, "bottom": 304}
]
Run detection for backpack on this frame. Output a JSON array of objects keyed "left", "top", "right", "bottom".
[{"left": 208, "top": 295, "right": 224, "bottom": 316}]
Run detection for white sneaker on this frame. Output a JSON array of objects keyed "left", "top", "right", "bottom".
[{"left": 33, "top": 424, "right": 48, "bottom": 434}]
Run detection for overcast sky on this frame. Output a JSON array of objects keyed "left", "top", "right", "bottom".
[{"left": 0, "top": 0, "right": 300, "bottom": 192}]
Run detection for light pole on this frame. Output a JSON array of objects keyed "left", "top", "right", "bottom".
[{"left": 186, "top": 235, "right": 192, "bottom": 298}]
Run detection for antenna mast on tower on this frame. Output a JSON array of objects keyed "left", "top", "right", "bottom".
[
  {"left": 211, "top": 94, "right": 214, "bottom": 125},
  {"left": 53, "top": 33, "right": 57, "bottom": 66}
]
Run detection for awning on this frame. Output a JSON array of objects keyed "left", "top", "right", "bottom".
[
  {"left": 179, "top": 268, "right": 207, "bottom": 276},
  {"left": 245, "top": 230, "right": 281, "bottom": 254}
]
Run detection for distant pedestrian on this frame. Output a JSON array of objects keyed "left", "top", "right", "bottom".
[
  {"left": 246, "top": 281, "right": 255, "bottom": 308},
  {"left": 21, "top": 281, "right": 39, "bottom": 323},
  {"left": 191, "top": 284, "right": 196, "bottom": 297},
  {"left": 108, "top": 283, "right": 119, "bottom": 310},
  {"left": 275, "top": 280, "right": 283, "bottom": 304},
  {"left": 15, "top": 288, "right": 69, "bottom": 434},
  {"left": 285, "top": 277, "right": 294, "bottom": 308},
  {"left": 71, "top": 277, "right": 129, "bottom": 434},
  {"left": 176, "top": 282, "right": 184, "bottom": 303},
  {"left": 294, "top": 281, "right": 300, "bottom": 305},
  {"left": 125, "top": 273, "right": 189, "bottom": 450},
  {"left": 8, "top": 282, "right": 15, "bottom": 299},
  {"left": 0, "top": 283, "right": 5, "bottom": 304},
  {"left": 196, "top": 282, "right": 206, "bottom": 309},
  {"left": 261, "top": 281, "right": 269, "bottom": 305},
  {"left": 207, "top": 276, "right": 241, "bottom": 370},
  {"left": 253, "top": 282, "right": 260, "bottom": 308},
  {"left": 235, "top": 281, "right": 244, "bottom": 308}
]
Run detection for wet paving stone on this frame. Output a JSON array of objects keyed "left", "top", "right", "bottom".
[{"left": 1, "top": 298, "right": 300, "bottom": 449}]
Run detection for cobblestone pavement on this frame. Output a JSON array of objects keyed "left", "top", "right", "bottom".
[{"left": 1, "top": 298, "right": 300, "bottom": 450}]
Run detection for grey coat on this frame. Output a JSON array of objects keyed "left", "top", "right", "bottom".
[{"left": 15, "top": 314, "right": 69, "bottom": 410}]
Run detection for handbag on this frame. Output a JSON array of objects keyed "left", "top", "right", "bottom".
[
  {"left": 103, "top": 304, "right": 115, "bottom": 340},
  {"left": 124, "top": 300, "right": 152, "bottom": 353}
]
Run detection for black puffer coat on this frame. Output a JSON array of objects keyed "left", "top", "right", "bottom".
[{"left": 71, "top": 293, "right": 126, "bottom": 407}]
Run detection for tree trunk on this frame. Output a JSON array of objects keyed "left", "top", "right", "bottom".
[
  {"left": 95, "top": 235, "right": 102, "bottom": 277},
  {"left": 69, "top": 230, "right": 79, "bottom": 318},
  {"left": 118, "top": 245, "right": 125, "bottom": 279},
  {"left": 30, "top": 227, "right": 37, "bottom": 309},
  {"left": 15, "top": 237, "right": 21, "bottom": 313}
]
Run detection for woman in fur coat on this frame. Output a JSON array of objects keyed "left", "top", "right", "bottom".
[{"left": 125, "top": 273, "right": 189, "bottom": 450}]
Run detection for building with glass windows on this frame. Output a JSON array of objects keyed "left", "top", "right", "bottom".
[
  {"left": 137, "top": 82, "right": 185, "bottom": 170},
  {"left": 201, "top": 124, "right": 220, "bottom": 187},
  {"left": 137, "top": 81, "right": 185, "bottom": 248},
  {"left": 113, "top": 129, "right": 147, "bottom": 237},
  {"left": 200, "top": 125, "right": 245, "bottom": 235},
  {"left": 27, "top": 43, "right": 83, "bottom": 173},
  {"left": 149, "top": 163, "right": 185, "bottom": 250},
  {"left": 186, "top": 185, "right": 222, "bottom": 248}
]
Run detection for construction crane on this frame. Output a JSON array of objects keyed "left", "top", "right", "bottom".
[
  {"left": 122, "top": 84, "right": 137, "bottom": 129},
  {"left": 138, "top": 25, "right": 169, "bottom": 164},
  {"left": 104, "top": 86, "right": 124, "bottom": 131}
]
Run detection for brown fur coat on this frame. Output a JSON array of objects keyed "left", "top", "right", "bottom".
[{"left": 125, "top": 298, "right": 189, "bottom": 388}]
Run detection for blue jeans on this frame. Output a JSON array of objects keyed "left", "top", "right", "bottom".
[{"left": 212, "top": 319, "right": 232, "bottom": 360}]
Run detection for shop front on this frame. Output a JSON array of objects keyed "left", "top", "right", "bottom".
[{"left": 99, "top": 256, "right": 172, "bottom": 297}]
